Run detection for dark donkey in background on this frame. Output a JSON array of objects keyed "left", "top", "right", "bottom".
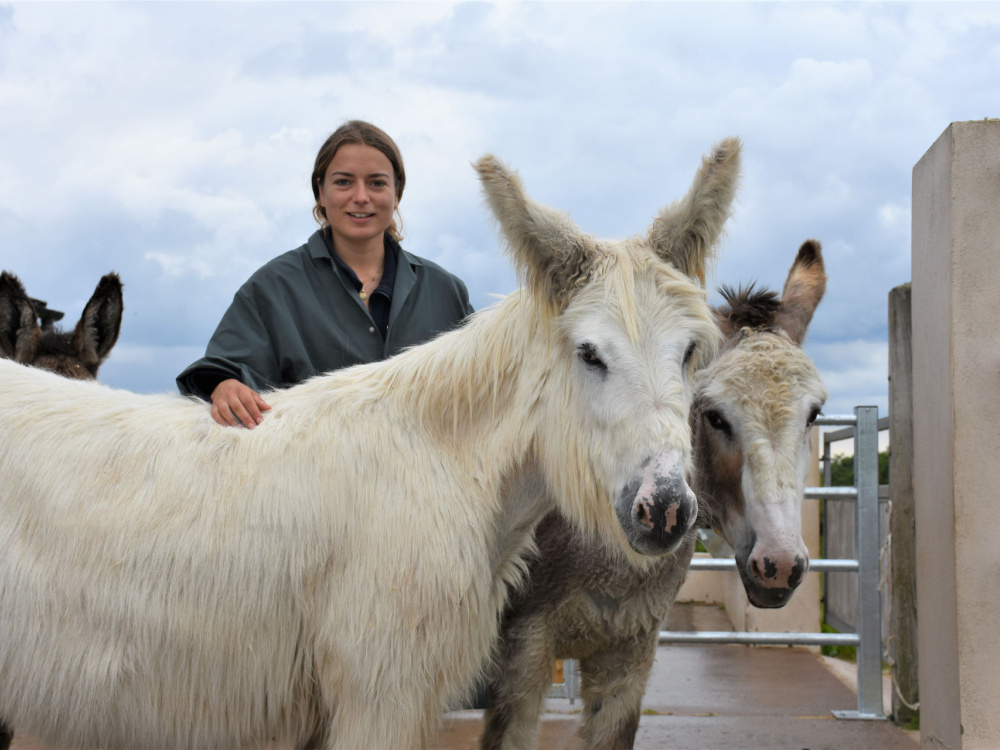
[
  {"left": 0, "top": 270, "right": 123, "bottom": 750},
  {"left": 0, "top": 271, "right": 123, "bottom": 379},
  {"left": 481, "top": 241, "right": 828, "bottom": 750}
]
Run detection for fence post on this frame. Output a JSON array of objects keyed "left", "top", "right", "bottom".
[
  {"left": 853, "top": 406, "right": 883, "bottom": 719},
  {"left": 888, "top": 284, "right": 918, "bottom": 726}
]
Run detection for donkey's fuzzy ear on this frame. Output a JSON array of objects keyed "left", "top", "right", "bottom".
[
  {"left": 0, "top": 271, "right": 41, "bottom": 363},
  {"left": 775, "top": 240, "right": 826, "bottom": 345},
  {"left": 647, "top": 137, "right": 742, "bottom": 287},
  {"left": 475, "top": 155, "right": 603, "bottom": 312},
  {"left": 72, "top": 272, "right": 124, "bottom": 368}
]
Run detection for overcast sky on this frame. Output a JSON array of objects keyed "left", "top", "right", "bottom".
[{"left": 2, "top": 2, "right": 997, "bottom": 424}]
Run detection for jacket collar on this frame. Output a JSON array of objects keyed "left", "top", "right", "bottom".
[{"left": 306, "top": 229, "right": 421, "bottom": 331}]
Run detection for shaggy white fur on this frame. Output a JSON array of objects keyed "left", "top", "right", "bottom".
[{"left": 0, "top": 155, "right": 718, "bottom": 750}]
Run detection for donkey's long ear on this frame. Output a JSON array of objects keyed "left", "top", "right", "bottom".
[
  {"left": 0, "top": 271, "right": 41, "bottom": 363},
  {"left": 647, "top": 137, "right": 742, "bottom": 287},
  {"left": 476, "top": 155, "right": 603, "bottom": 312},
  {"left": 72, "top": 272, "right": 124, "bottom": 368},
  {"left": 775, "top": 240, "right": 826, "bottom": 345}
]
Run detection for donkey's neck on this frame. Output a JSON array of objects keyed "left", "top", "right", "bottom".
[
  {"left": 377, "top": 293, "right": 558, "bottom": 610},
  {"left": 379, "top": 291, "right": 548, "bottom": 460}
]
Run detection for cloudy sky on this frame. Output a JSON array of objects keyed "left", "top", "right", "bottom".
[{"left": 1, "top": 2, "right": 996, "bottom": 425}]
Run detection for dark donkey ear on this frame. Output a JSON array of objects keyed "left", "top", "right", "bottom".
[
  {"left": 475, "top": 155, "right": 605, "bottom": 313},
  {"left": 775, "top": 240, "right": 826, "bottom": 345},
  {"left": 0, "top": 271, "right": 41, "bottom": 363},
  {"left": 72, "top": 272, "right": 124, "bottom": 370}
]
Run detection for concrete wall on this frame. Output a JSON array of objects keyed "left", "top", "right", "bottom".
[{"left": 912, "top": 120, "right": 1000, "bottom": 749}]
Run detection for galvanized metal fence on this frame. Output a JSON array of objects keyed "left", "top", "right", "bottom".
[
  {"left": 823, "top": 415, "right": 891, "bottom": 645},
  {"left": 552, "top": 406, "right": 886, "bottom": 721}
]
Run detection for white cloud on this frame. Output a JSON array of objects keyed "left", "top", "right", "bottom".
[
  {"left": 806, "top": 338, "right": 890, "bottom": 417},
  {"left": 1, "top": 1, "right": 997, "bottom": 400},
  {"left": 878, "top": 202, "right": 910, "bottom": 236}
]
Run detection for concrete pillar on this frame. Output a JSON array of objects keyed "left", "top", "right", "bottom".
[{"left": 912, "top": 120, "right": 1000, "bottom": 749}]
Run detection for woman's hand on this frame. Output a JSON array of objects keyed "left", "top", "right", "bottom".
[{"left": 210, "top": 378, "right": 272, "bottom": 429}]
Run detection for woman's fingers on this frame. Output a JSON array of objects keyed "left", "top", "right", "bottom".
[{"left": 210, "top": 379, "right": 271, "bottom": 429}]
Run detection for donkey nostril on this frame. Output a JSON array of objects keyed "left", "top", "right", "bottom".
[{"left": 636, "top": 504, "right": 649, "bottom": 524}]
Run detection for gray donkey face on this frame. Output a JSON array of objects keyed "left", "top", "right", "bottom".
[{"left": 694, "top": 240, "right": 827, "bottom": 607}]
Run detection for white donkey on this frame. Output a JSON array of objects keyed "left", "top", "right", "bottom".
[
  {"left": 481, "top": 241, "right": 828, "bottom": 750},
  {"left": 0, "top": 150, "right": 729, "bottom": 750}
]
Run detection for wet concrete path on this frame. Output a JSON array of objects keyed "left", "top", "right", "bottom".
[{"left": 432, "top": 603, "right": 919, "bottom": 750}]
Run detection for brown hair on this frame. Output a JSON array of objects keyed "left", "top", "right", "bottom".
[{"left": 311, "top": 120, "right": 406, "bottom": 241}]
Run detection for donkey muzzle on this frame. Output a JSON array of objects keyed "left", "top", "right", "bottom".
[
  {"left": 737, "top": 541, "right": 809, "bottom": 608},
  {"left": 616, "top": 453, "right": 697, "bottom": 556}
]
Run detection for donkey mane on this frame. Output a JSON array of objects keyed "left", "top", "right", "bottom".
[
  {"left": 716, "top": 282, "right": 781, "bottom": 332},
  {"left": 715, "top": 239, "right": 825, "bottom": 345}
]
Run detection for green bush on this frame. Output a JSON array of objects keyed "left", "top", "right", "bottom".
[{"left": 826, "top": 451, "right": 890, "bottom": 486}]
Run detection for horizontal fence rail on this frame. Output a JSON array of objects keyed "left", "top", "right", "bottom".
[
  {"left": 658, "top": 631, "right": 860, "bottom": 647},
  {"left": 688, "top": 557, "right": 860, "bottom": 573}
]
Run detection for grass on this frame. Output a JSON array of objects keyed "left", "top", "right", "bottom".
[
  {"left": 820, "top": 622, "right": 857, "bottom": 662},
  {"left": 897, "top": 708, "right": 920, "bottom": 732}
]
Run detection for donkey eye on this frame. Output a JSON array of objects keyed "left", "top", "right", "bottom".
[
  {"left": 806, "top": 406, "right": 822, "bottom": 428},
  {"left": 683, "top": 340, "right": 697, "bottom": 367},
  {"left": 704, "top": 409, "right": 732, "bottom": 438},
  {"left": 577, "top": 343, "right": 607, "bottom": 372}
]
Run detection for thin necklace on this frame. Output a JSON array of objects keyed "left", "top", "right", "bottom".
[{"left": 359, "top": 263, "right": 384, "bottom": 301}]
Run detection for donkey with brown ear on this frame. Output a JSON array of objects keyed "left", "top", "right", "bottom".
[
  {"left": 0, "top": 271, "right": 123, "bottom": 379},
  {"left": 481, "top": 240, "right": 828, "bottom": 750}
]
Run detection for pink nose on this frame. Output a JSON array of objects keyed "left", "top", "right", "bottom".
[{"left": 747, "top": 547, "right": 808, "bottom": 591}]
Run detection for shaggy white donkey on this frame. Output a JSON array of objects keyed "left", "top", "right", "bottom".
[{"left": 0, "top": 153, "right": 725, "bottom": 750}]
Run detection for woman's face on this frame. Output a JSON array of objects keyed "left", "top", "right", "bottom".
[{"left": 318, "top": 143, "right": 397, "bottom": 255}]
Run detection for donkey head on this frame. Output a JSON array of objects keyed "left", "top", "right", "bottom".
[
  {"left": 0, "top": 271, "right": 123, "bottom": 380},
  {"left": 475, "top": 138, "right": 741, "bottom": 559},
  {"left": 693, "top": 240, "right": 827, "bottom": 607}
]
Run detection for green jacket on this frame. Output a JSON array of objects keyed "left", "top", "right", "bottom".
[{"left": 176, "top": 230, "right": 473, "bottom": 399}]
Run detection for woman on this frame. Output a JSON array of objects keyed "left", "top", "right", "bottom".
[{"left": 177, "top": 120, "right": 474, "bottom": 428}]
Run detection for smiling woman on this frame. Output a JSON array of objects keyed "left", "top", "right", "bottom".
[{"left": 176, "top": 120, "right": 474, "bottom": 428}]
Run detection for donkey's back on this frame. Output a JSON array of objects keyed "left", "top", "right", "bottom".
[{"left": 0, "top": 360, "right": 326, "bottom": 748}]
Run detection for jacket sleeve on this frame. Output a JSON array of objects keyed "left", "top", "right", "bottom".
[
  {"left": 458, "top": 279, "right": 475, "bottom": 320},
  {"left": 175, "top": 289, "right": 282, "bottom": 399}
]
